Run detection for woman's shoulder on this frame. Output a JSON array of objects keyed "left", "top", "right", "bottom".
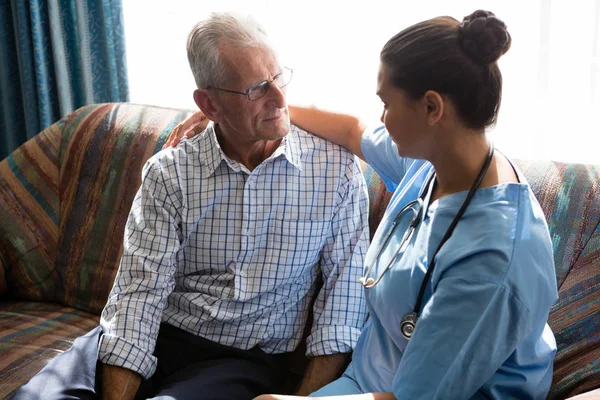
[{"left": 434, "top": 182, "right": 557, "bottom": 309}]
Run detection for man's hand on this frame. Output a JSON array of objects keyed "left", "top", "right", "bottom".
[
  {"left": 101, "top": 363, "right": 142, "bottom": 400},
  {"left": 295, "top": 354, "right": 347, "bottom": 395},
  {"left": 162, "top": 110, "right": 209, "bottom": 149}
]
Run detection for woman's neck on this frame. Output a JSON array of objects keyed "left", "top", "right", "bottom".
[{"left": 428, "top": 132, "right": 495, "bottom": 202}]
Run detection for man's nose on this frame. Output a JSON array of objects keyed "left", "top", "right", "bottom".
[{"left": 265, "top": 82, "right": 286, "bottom": 108}]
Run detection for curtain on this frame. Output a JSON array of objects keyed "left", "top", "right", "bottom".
[{"left": 0, "top": 0, "right": 129, "bottom": 160}]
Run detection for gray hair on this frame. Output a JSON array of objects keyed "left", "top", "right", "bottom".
[{"left": 186, "top": 12, "right": 270, "bottom": 89}]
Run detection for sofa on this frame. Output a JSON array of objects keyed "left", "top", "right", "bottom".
[{"left": 0, "top": 102, "right": 598, "bottom": 399}]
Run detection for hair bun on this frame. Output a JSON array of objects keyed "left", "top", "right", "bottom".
[{"left": 459, "top": 10, "right": 511, "bottom": 65}]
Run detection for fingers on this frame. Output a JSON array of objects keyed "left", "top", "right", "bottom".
[
  {"left": 162, "top": 111, "right": 208, "bottom": 149},
  {"left": 162, "top": 124, "right": 180, "bottom": 150}
]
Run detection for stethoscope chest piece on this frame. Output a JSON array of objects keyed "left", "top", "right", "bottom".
[{"left": 400, "top": 312, "right": 417, "bottom": 339}]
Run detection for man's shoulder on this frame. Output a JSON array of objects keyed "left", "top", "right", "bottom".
[{"left": 146, "top": 132, "right": 207, "bottom": 171}]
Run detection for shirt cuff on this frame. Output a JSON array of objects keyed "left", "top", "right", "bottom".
[
  {"left": 305, "top": 325, "right": 362, "bottom": 357},
  {"left": 98, "top": 333, "right": 158, "bottom": 380}
]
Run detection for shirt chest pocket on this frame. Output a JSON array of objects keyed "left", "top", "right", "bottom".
[{"left": 262, "top": 219, "right": 330, "bottom": 279}]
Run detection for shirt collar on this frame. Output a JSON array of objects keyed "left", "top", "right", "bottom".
[
  {"left": 277, "top": 126, "right": 303, "bottom": 171},
  {"left": 198, "top": 122, "right": 303, "bottom": 178}
]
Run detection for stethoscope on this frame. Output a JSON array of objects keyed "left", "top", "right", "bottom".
[{"left": 359, "top": 142, "right": 495, "bottom": 340}]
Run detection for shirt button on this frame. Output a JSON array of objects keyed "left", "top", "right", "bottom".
[{"left": 248, "top": 180, "right": 255, "bottom": 187}]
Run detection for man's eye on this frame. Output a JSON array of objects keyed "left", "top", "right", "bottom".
[{"left": 253, "top": 81, "right": 268, "bottom": 92}]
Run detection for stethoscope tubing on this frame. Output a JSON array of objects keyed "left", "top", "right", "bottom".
[{"left": 359, "top": 198, "right": 424, "bottom": 288}]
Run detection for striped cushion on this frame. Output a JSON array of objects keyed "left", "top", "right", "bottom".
[
  {"left": 361, "top": 163, "right": 392, "bottom": 241},
  {"left": 514, "top": 161, "right": 600, "bottom": 399},
  {"left": 0, "top": 301, "right": 98, "bottom": 399},
  {"left": 549, "top": 225, "right": 600, "bottom": 399},
  {"left": 0, "top": 103, "right": 194, "bottom": 314},
  {"left": 516, "top": 161, "right": 600, "bottom": 287},
  {"left": 0, "top": 122, "right": 62, "bottom": 302}
]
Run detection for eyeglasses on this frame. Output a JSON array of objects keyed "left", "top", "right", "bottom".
[{"left": 207, "top": 67, "right": 293, "bottom": 101}]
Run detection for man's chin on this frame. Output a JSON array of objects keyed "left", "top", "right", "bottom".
[{"left": 264, "top": 120, "right": 290, "bottom": 139}]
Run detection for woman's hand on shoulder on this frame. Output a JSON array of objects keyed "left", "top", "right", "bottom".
[
  {"left": 162, "top": 110, "right": 209, "bottom": 149},
  {"left": 288, "top": 105, "right": 365, "bottom": 160}
]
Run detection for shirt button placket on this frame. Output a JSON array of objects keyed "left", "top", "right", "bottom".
[{"left": 243, "top": 176, "right": 256, "bottom": 238}]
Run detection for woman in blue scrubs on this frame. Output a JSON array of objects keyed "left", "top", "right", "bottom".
[{"left": 254, "top": 9, "right": 558, "bottom": 400}]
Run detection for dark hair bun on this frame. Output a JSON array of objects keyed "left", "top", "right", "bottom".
[{"left": 459, "top": 10, "right": 511, "bottom": 65}]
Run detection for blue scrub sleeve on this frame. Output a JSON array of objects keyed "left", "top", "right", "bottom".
[{"left": 360, "top": 124, "right": 412, "bottom": 192}]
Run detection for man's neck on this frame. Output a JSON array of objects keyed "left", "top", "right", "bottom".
[{"left": 214, "top": 124, "right": 282, "bottom": 171}]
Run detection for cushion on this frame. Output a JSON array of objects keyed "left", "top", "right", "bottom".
[
  {"left": 54, "top": 103, "right": 193, "bottom": 314},
  {"left": 515, "top": 160, "right": 600, "bottom": 287},
  {"left": 0, "top": 102, "right": 194, "bottom": 314},
  {"left": 514, "top": 160, "right": 600, "bottom": 398},
  {"left": 548, "top": 224, "right": 600, "bottom": 399},
  {"left": 360, "top": 162, "right": 393, "bottom": 240},
  {"left": 0, "top": 301, "right": 99, "bottom": 399},
  {"left": 0, "top": 123, "right": 62, "bottom": 302}
]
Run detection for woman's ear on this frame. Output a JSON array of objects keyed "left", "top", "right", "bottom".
[
  {"left": 422, "top": 90, "right": 444, "bottom": 126},
  {"left": 193, "top": 89, "right": 222, "bottom": 122}
]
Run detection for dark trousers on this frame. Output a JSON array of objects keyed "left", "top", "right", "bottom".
[{"left": 12, "top": 324, "right": 297, "bottom": 400}]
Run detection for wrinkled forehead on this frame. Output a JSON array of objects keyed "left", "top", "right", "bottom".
[{"left": 219, "top": 42, "right": 281, "bottom": 87}]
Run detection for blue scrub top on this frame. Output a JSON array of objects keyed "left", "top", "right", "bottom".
[{"left": 317, "top": 125, "right": 558, "bottom": 399}]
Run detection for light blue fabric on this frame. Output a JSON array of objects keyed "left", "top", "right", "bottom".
[
  {"left": 310, "top": 363, "right": 362, "bottom": 396},
  {"left": 0, "top": 0, "right": 128, "bottom": 160},
  {"left": 315, "top": 125, "right": 559, "bottom": 399}
]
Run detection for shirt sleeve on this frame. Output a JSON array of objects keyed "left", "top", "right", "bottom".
[
  {"left": 360, "top": 124, "right": 413, "bottom": 192},
  {"left": 305, "top": 155, "right": 370, "bottom": 357},
  {"left": 98, "top": 158, "right": 182, "bottom": 379},
  {"left": 391, "top": 250, "right": 534, "bottom": 400}
]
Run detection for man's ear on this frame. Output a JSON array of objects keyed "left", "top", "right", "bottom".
[
  {"left": 194, "top": 89, "right": 222, "bottom": 122},
  {"left": 422, "top": 90, "right": 444, "bottom": 126}
]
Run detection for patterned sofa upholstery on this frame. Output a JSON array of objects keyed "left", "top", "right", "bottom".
[{"left": 0, "top": 103, "right": 599, "bottom": 399}]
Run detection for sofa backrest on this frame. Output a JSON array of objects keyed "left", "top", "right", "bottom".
[
  {"left": 0, "top": 102, "right": 598, "bottom": 397},
  {"left": 0, "top": 120, "right": 62, "bottom": 302},
  {"left": 518, "top": 161, "right": 600, "bottom": 399},
  {"left": 0, "top": 103, "right": 193, "bottom": 313}
]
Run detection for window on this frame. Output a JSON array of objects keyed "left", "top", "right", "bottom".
[{"left": 123, "top": 0, "right": 599, "bottom": 164}]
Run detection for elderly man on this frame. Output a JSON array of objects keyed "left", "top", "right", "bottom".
[{"left": 13, "top": 12, "right": 369, "bottom": 400}]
